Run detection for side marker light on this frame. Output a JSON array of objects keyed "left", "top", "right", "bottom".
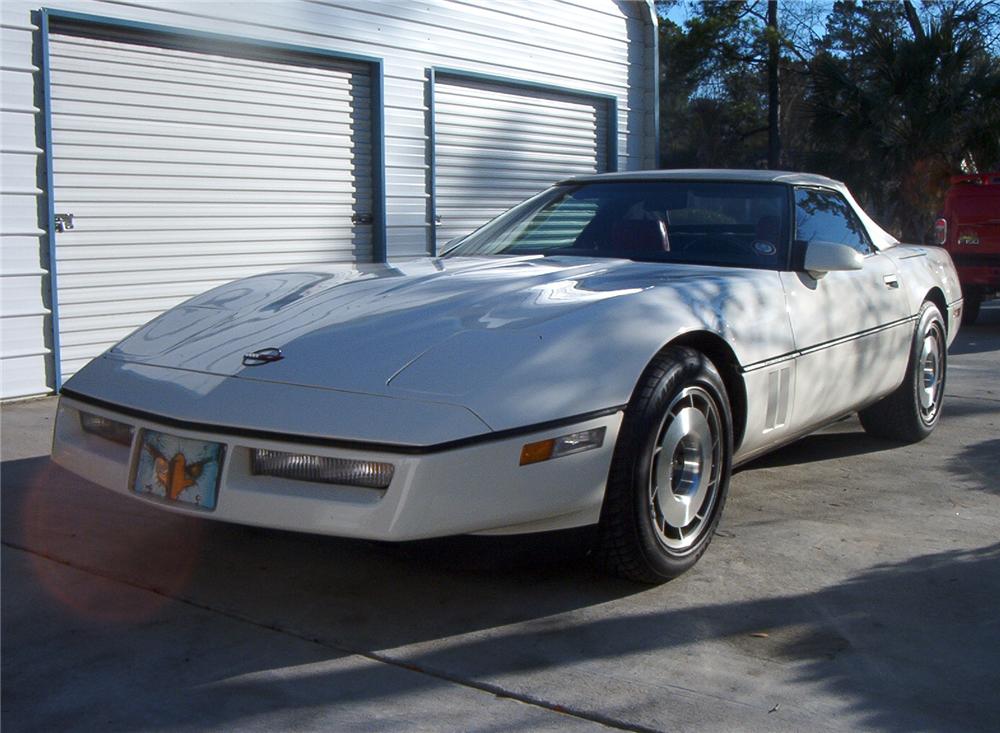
[{"left": 520, "top": 427, "right": 606, "bottom": 466}]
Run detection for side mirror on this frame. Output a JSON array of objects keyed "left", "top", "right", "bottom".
[{"left": 803, "top": 240, "right": 864, "bottom": 279}]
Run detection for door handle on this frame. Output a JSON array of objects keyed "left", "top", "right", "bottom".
[{"left": 883, "top": 274, "right": 899, "bottom": 289}]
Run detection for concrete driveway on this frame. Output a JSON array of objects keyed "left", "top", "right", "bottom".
[{"left": 3, "top": 303, "right": 998, "bottom": 732}]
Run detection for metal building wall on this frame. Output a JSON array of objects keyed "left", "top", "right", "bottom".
[{"left": 0, "top": 0, "right": 656, "bottom": 399}]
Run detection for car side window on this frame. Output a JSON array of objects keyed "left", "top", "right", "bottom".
[{"left": 794, "top": 188, "right": 874, "bottom": 255}]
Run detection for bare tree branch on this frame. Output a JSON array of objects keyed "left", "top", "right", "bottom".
[{"left": 903, "top": 0, "right": 926, "bottom": 40}]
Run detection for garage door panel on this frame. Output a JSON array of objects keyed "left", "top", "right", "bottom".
[
  {"left": 436, "top": 115, "right": 599, "bottom": 139},
  {"left": 53, "top": 158, "right": 367, "bottom": 180},
  {"left": 437, "top": 170, "right": 589, "bottom": 187},
  {"left": 52, "top": 119, "right": 367, "bottom": 150},
  {"left": 51, "top": 35, "right": 369, "bottom": 89},
  {"left": 52, "top": 133, "right": 368, "bottom": 163},
  {"left": 57, "top": 251, "right": 368, "bottom": 289},
  {"left": 435, "top": 103, "right": 599, "bottom": 130},
  {"left": 51, "top": 63, "right": 367, "bottom": 103},
  {"left": 51, "top": 112, "right": 371, "bottom": 139},
  {"left": 50, "top": 30, "right": 374, "bottom": 381},
  {"left": 54, "top": 177, "right": 367, "bottom": 196},
  {"left": 435, "top": 82, "right": 603, "bottom": 114},
  {"left": 57, "top": 282, "right": 235, "bottom": 310},
  {"left": 54, "top": 145, "right": 369, "bottom": 170},
  {"left": 50, "top": 98, "right": 365, "bottom": 131},
  {"left": 52, "top": 228, "right": 366, "bottom": 249},
  {"left": 436, "top": 147, "right": 602, "bottom": 166},
  {"left": 58, "top": 245, "right": 367, "bottom": 274},
  {"left": 51, "top": 73, "right": 364, "bottom": 112},
  {"left": 436, "top": 128, "right": 599, "bottom": 151},
  {"left": 435, "top": 104, "right": 599, "bottom": 129},
  {"left": 51, "top": 83, "right": 362, "bottom": 121},
  {"left": 434, "top": 76, "right": 609, "bottom": 249},
  {"left": 58, "top": 188, "right": 367, "bottom": 204}
]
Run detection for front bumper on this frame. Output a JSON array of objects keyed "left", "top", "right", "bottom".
[{"left": 52, "top": 396, "right": 622, "bottom": 540}]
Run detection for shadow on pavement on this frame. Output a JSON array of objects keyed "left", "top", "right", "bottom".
[
  {"left": 3, "top": 454, "right": 999, "bottom": 731},
  {"left": 739, "top": 428, "right": 898, "bottom": 470},
  {"left": 949, "top": 299, "right": 1000, "bottom": 355},
  {"left": 1, "top": 456, "right": 638, "bottom": 647},
  {"left": 947, "top": 437, "right": 1000, "bottom": 494}
]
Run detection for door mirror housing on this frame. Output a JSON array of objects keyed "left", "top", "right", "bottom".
[{"left": 803, "top": 240, "right": 864, "bottom": 279}]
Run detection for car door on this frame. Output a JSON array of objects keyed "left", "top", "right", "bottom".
[{"left": 780, "top": 187, "right": 912, "bottom": 431}]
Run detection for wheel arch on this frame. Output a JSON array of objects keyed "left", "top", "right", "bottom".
[
  {"left": 924, "top": 287, "right": 949, "bottom": 331},
  {"left": 656, "top": 330, "right": 748, "bottom": 451}
]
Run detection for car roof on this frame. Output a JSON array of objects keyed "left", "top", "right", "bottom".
[{"left": 560, "top": 168, "right": 844, "bottom": 187}]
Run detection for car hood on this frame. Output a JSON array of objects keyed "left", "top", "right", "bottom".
[{"left": 107, "top": 256, "right": 654, "bottom": 396}]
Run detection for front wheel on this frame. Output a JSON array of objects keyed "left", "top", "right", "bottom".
[
  {"left": 594, "top": 347, "right": 733, "bottom": 584},
  {"left": 859, "top": 301, "right": 946, "bottom": 443}
]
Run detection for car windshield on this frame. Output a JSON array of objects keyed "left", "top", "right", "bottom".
[{"left": 444, "top": 180, "right": 790, "bottom": 269}]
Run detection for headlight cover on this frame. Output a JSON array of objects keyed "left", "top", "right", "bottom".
[
  {"left": 250, "top": 448, "right": 394, "bottom": 489},
  {"left": 79, "top": 411, "right": 134, "bottom": 446}
]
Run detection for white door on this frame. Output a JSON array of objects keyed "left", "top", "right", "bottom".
[
  {"left": 433, "top": 74, "right": 611, "bottom": 252},
  {"left": 48, "top": 30, "right": 374, "bottom": 381},
  {"left": 782, "top": 187, "right": 912, "bottom": 429}
]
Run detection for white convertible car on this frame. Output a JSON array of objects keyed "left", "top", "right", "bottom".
[{"left": 52, "top": 170, "right": 962, "bottom": 582}]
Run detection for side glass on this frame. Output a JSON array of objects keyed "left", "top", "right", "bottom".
[{"left": 794, "top": 188, "right": 874, "bottom": 256}]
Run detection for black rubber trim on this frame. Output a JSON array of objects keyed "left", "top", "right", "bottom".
[
  {"left": 60, "top": 388, "right": 625, "bottom": 456},
  {"left": 741, "top": 314, "right": 917, "bottom": 373}
]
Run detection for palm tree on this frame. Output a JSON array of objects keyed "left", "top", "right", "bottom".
[{"left": 807, "top": 1, "right": 1000, "bottom": 240}]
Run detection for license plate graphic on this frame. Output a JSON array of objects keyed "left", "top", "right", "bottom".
[{"left": 132, "top": 430, "right": 224, "bottom": 510}]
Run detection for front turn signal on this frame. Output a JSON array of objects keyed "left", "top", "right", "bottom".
[{"left": 520, "top": 427, "right": 606, "bottom": 466}]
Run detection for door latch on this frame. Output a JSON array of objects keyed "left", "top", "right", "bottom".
[
  {"left": 351, "top": 213, "right": 373, "bottom": 225},
  {"left": 54, "top": 213, "right": 74, "bottom": 232}
]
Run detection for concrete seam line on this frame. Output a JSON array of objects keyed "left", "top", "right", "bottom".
[
  {"left": 948, "top": 393, "right": 1000, "bottom": 403},
  {"left": 3, "top": 540, "right": 659, "bottom": 733}
]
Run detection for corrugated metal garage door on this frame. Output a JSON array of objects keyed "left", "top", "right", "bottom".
[
  {"left": 433, "top": 75, "right": 611, "bottom": 252},
  {"left": 48, "top": 29, "right": 373, "bottom": 380}
]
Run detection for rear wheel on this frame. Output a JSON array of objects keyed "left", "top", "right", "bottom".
[
  {"left": 859, "top": 301, "right": 946, "bottom": 443},
  {"left": 594, "top": 346, "right": 733, "bottom": 584}
]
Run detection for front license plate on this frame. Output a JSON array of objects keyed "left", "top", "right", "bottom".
[{"left": 132, "top": 429, "right": 225, "bottom": 510}]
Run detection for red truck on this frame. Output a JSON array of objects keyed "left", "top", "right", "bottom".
[{"left": 935, "top": 172, "right": 1000, "bottom": 324}]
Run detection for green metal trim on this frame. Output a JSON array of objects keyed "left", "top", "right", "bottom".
[{"left": 36, "top": 10, "right": 62, "bottom": 390}]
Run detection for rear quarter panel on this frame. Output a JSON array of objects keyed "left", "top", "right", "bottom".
[{"left": 883, "top": 245, "right": 963, "bottom": 344}]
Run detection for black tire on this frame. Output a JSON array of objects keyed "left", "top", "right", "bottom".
[
  {"left": 962, "top": 293, "right": 981, "bottom": 326},
  {"left": 594, "top": 346, "right": 733, "bottom": 584},
  {"left": 858, "top": 301, "right": 946, "bottom": 443}
]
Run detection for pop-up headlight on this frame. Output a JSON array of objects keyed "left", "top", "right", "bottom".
[
  {"left": 250, "top": 448, "right": 394, "bottom": 489},
  {"left": 79, "top": 411, "right": 134, "bottom": 446}
]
